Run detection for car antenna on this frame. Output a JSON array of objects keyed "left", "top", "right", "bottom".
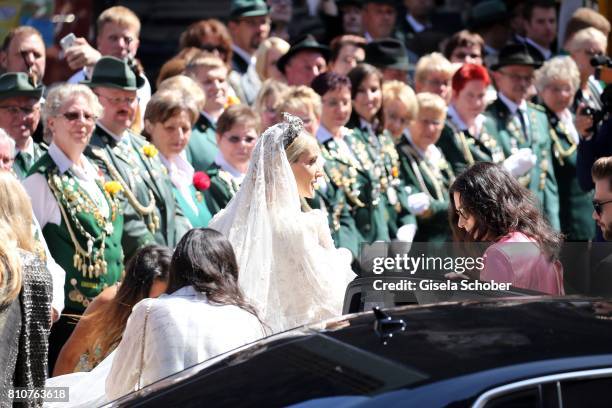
[{"left": 373, "top": 307, "right": 406, "bottom": 345}]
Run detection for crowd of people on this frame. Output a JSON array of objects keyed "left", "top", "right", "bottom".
[{"left": 1, "top": 0, "right": 612, "bottom": 405}]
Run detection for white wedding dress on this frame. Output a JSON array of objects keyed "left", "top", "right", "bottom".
[{"left": 209, "top": 114, "right": 355, "bottom": 333}]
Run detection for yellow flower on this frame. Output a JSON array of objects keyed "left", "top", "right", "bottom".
[
  {"left": 225, "top": 95, "right": 240, "bottom": 108},
  {"left": 104, "top": 181, "right": 123, "bottom": 196},
  {"left": 142, "top": 144, "right": 158, "bottom": 158}
]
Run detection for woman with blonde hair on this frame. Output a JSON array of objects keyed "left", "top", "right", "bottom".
[
  {"left": 382, "top": 80, "right": 418, "bottom": 142},
  {"left": 253, "top": 79, "right": 290, "bottom": 132},
  {"left": 0, "top": 170, "right": 52, "bottom": 406}
]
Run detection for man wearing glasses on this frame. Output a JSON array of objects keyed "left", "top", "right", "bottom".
[
  {"left": 0, "top": 72, "right": 44, "bottom": 179},
  {"left": 485, "top": 44, "right": 560, "bottom": 231},
  {"left": 590, "top": 157, "right": 612, "bottom": 294},
  {"left": 83, "top": 57, "right": 191, "bottom": 259}
]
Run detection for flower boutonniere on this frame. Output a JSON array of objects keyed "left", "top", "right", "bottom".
[
  {"left": 224, "top": 95, "right": 240, "bottom": 109},
  {"left": 104, "top": 181, "right": 123, "bottom": 197},
  {"left": 193, "top": 171, "right": 211, "bottom": 191},
  {"left": 142, "top": 144, "right": 158, "bottom": 158}
]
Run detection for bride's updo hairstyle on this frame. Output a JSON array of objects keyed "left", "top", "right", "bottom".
[
  {"left": 166, "top": 228, "right": 260, "bottom": 318},
  {"left": 282, "top": 113, "right": 321, "bottom": 164}
]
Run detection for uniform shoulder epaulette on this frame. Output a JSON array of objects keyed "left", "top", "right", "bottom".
[{"left": 528, "top": 101, "right": 546, "bottom": 112}]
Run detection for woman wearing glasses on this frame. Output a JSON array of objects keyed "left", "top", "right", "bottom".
[
  {"left": 396, "top": 92, "right": 454, "bottom": 243},
  {"left": 449, "top": 162, "right": 564, "bottom": 295},
  {"left": 143, "top": 90, "right": 213, "bottom": 228},
  {"left": 205, "top": 104, "right": 260, "bottom": 216},
  {"left": 22, "top": 83, "right": 124, "bottom": 369}
]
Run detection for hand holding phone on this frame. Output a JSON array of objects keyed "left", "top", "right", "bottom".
[{"left": 60, "top": 33, "right": 77, "bottom": 51}]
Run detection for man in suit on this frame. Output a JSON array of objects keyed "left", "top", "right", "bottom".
[
  {"left": 467, "top": 0, "right": 511, "bottom": 69},
  {"left": 227, "top": 0, "right": 270, "bottom": 75},
  {"left": 83, "top": 57, "right": 191, "bottom": 258},
  {"left": 485, "top": 44, "right": 560, "bottom": 230},
  {"left": 1, "top": 26, "right": 46, "bottom": 84},
  {"left": 515, "top": 0, "right": 558, "bottom": 63},
  {"left": 590, "top": 157, "right": 612, "bottom": 295},
  {"left": 0, "top": 72, "right": 45, "bottom": 179}
]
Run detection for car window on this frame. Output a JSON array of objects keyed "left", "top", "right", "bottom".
[{"left": 560, "top": 377, "right": 612, "bottom": 406}]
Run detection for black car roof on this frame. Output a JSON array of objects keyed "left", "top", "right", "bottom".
[
  {"left": 113, "top": 297, "right": 612, "bottom": 407},
  {"left": 324, "top": 297, "right": 612, "bottom": 384}
]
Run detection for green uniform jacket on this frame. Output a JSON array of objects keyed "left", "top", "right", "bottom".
[
  {"left": 204, "top": 162, "right": 240, "bottom": 216},
  {"left": 86, "top": 126, "right": 192, "bottom": 258},
  {"left": 186, "top": 114, "right": 218, "bottom": 172},
  {"left": 29, "top": 154, "right": 124, "bottom": 313},
  {"left": 484, "top": 98, "right": 561, "bottom": 230},
  {"left": 436, "top": 118, "right": 505, "bottom": 176},
  {"left": 319, "top": 133, "right": 390, "bottom": 244},
  {"left": 545, "top": 107, "right": 595, "bottom": 241},
  {"left": 350, "top": 127, "right": 415, "bottom": 239},
  {"left": 174, "top": 184, "right": 212, "bottom": 228},
  {"left": 307, "top": 173, "right": 363, "bottom": 259},
  {"left": 12, "top": 141, "right": 46, "bottom": 179},
  {"left": 396, "top": 137, "right": 454, "bottom": 243}
]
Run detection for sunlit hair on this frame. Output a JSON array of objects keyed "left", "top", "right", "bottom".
[
  {"left": 156, "top": 47, "right": 202, "bottom": 87},
  {"left": 85, "top": 245, "right": 171, "bottom": 364},
  {"left": 276, "top": 86, "right": 322, "bottom": 121},
  {"left": 285, "top": 131, "right": 320, "bottom": 164},
  {"left": 157, "top": 74, "right": 206, "bottom": 111},
  {"left": 311, "top": 71, "right": 352, "bottom": 96},
  {"left": 414, "top": 52, "right": 454, "bottom": 84},
  {"left": 443, "top": 30, "right": 485, "bottom": 60},
  {"left": 179, "top": 19, "right": 233, "bottom": 67},
  {"left": 0, "top": 170, "right": 37, "bottom": 304},
  {"left": 254, "top": 37, "right": 290, "bottom": 81},
  {"left": 0, "top": 170, "right": 35, "bottom": 253},
  {"left": 43, "top": 84, "right": 103, "bottom": 128},
  {"left": 253, "top": 79, "right": 289, "bottom": 131},
  {"left": 0, "top": 129, "right": 15, "bottom": 158},
  {"left": 1, "top": 26, "right": 43, "bottom": 52},
  {"left": 329, "top": 34, "right": 366, "bottom": 63},
  {"left": 142, "top": 90, "right": 199, "bottom": 143},
  {"left": 0, "top": 220, "right": 20, "bottom": 305},
  {"left": 566, "top": 27, "right": 608, "bottom": 54},
  {"left": 185, "top": 52, "right": 227, "bottom": 78},
  {"left": 449, "top": 162, "right": 562, "bottom": 261},
  {"left": 452, "top": 63, "right": 491, "bottom": 95},
  {"left": 97, "top": 6, "right": 141, "bottom": 37},
  {"left": 166, "top": 228, "right": 261, "bottom": 322},
  {"left": 416, "top": 92, "right": 447, "bottom": 118},
  {"left": 564, "top": 7, "right": 611, "bottom": 45},
  {"left": 592, "top": 156, "right": 612, "bottom": 191},
  {"left": 216, "top": 104, "right": 260, "bottom": 136},
  {"left": 534, "top": 56, "right": 580, "bottom": 94},
  {"left": 382, "top": 80, "right": 418, "bottom": 121}
]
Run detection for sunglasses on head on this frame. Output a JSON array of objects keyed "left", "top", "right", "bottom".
[{"left": 593, "top": 199, "right": 612, "bottom": 216}]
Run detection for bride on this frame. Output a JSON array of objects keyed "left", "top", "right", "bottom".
[{"left": 209, "top": 113, "right": 356, "bottom": 333}]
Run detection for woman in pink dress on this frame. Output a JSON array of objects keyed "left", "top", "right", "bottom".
[{"left": 449, "top": 162, "right": 564, "bottom": 295}]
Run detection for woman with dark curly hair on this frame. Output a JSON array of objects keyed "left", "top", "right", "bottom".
[{"left": 449, "top": 162, "right": 564, "bottom": 295}]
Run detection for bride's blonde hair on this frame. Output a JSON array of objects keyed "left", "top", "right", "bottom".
[{"left": 285, "top": 133, "right": 320, "bottom": 164}]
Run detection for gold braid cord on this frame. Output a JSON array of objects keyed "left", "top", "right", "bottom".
[{"left": 91, "top": 148, "right": 157, "bottom": 216}]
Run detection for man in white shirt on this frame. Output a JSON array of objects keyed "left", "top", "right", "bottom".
[
  {"left": 520, "top": 0, "right": 558, "bottom": 62},
  {"left": 63, "top": 6, "right": 151, "bottom": 129}
]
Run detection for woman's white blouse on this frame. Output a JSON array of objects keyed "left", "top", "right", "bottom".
[{"left": 105, "top": 285, "right": 265, "bottom": 401}]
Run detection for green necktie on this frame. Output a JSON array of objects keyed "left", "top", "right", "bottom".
[{"left": 18, "top": 151, "right": 32, "bottom": 172}]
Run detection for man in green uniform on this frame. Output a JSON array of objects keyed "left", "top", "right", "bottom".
[
  {"left": 0, "top": 72, "right": 45, "bottom": 179},
  {"left": 83, "top": 57, "right": 191, "bottom": 258},
  {"left": 484, "top": 44, "right": 560, "bottom": 230}
]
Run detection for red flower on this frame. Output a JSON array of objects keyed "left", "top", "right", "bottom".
[{"left": 193, "top": 171, "right": 211, "bottom": 191}]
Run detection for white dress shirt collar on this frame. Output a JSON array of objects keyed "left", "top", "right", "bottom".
[
  {"left": 498, "top": 92, "right": 527, "bottom": 115},
  {"left": 214, "top": 151, "right": 245, "bottom": 182},
  {"left": 232, "top": 45, "right": 254, "bottom": 65},
  {"left": 406, "top": 13, "right": 426, "bottom": 33},
  {"left": 202, "top": 111, "right": 217, "bottom": 127},
  {"left": 96, "top": 121, "right": 129, "bottom": 144},
  {"left": 524, "top": 37, "right": 552, "bottom": 60},
  {"left": 14, "top": 136, "right": 35, "bottom": 158},
  {"left": 48, "top": 142, "right": 97, "bottom": 180}
]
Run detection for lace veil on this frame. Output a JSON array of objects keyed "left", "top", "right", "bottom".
[{"left": 209, "top": 114, "right": 352, "bottom": 333}]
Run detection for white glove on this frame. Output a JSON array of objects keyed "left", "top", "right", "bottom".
[
  {"left": 396, "top": 223, "right": 417, "bottom": 242},
  {"left": 502, "top": 148, "right": 537, "bottom": 177},
  {"left": 407, "top": 192, "right": 431, "bottom": 215}
]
